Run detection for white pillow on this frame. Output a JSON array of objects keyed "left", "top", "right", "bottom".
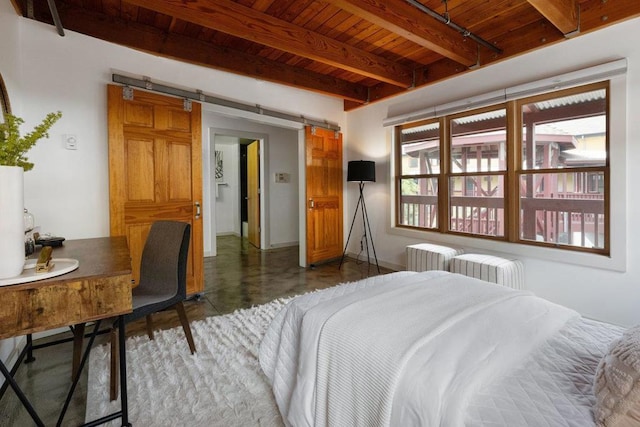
[{"left": 594, "top": 325, "right": 640, "bottom": 427}]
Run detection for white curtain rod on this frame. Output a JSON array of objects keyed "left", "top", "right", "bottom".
[
  {"left": 112, "top": 74, "right": 341, "bottom": 132},
  {"left": 383, "top": 58, "right": 627, "bottom": 127}
]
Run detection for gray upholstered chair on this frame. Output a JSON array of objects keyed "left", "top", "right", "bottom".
[{"left": 109, "top": 220, "right": 196, "bottom": 400}]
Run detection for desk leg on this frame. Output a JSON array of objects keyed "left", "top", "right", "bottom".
[
  {"left": 0, "top": 358, "right": 45, "bottom": 427},
  {"left": 118, "top": 315, "right": 131, "bottom": 427},
  {"left": 25, "top": 334, "right": 35, "bottom": 363},
  {"left": 56, "top": 319, "right": 102, "bottom": 427}
]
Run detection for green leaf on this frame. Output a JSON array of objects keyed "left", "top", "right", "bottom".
[{"left": 0, "top": 111, "right": 62, "bottom": 171}]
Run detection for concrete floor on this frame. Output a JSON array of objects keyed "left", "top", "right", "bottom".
[{"left": 0, "top": 235, "right": 392, "bottom": 426}]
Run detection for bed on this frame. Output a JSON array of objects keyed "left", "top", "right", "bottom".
[{"left": 259, "top": 271, "right": 640, "bottom": 427}]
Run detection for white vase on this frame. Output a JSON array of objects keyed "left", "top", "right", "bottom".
[{"left": 0, "top": 166, "right": 25, "bottom": 279}]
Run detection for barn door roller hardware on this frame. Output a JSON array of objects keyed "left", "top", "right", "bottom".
[{"left": 112, "top": 73, "right": 341, "bottom": 132}]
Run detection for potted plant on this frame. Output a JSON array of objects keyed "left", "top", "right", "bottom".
[{"left": 0, "top": 111, "right": 62, "bottom": 280}]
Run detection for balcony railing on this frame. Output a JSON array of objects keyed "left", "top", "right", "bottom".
[
  {"left": 520, "top": 196, "right": 604, "bottom": 248},
  {"left": 400, "top": 192, "right": 605, "bottom": 248},
  {"left": 400, "top": 195, "right": 437, "bottom": 228}
]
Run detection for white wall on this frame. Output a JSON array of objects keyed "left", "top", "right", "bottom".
[
  {"left": 269, "top": 134, "right": 300, "bottom": 248},
  {"left": 346, "top": 17, "right": 640, "bottom": 327}
]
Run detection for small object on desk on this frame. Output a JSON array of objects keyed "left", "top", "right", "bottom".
[
  {"left": 24, "top": 234, "right": 36, "bottom": 257},
  {"left": 36, "top": 246, "right": 54, "bottom": 273},
  {"left": 35, "top": 233, "right": 65, "bottom": 247}
]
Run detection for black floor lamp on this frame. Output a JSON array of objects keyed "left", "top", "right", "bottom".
[{"left": 339, "top": 160, "right": 380, "bottom": 273}]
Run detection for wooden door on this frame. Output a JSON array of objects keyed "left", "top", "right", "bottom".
[
  {"left": 247, "top": 140, "right": 260, "bottom": 248},
  {"left": 305, "top": 126, "right": 343, "bottom": 265},
  {"left": 107, "top": 85, "right": 204, "bottom": 294}
]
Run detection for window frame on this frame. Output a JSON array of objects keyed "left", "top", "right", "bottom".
[
  {"left": 395, "top": 118, "right": 443, "bottom": 231},
  {"left": 394, "top": 81, "right": 610, "bottom": 256}
]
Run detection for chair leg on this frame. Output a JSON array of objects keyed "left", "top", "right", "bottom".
[
  {"left": 110, "top": 327, "right": 119, "bottom": 401},
  {"left": 145, "top": 315, "right": 155, "bottom": 340},
  {"left": 175, "top": 302, "right": 196, "bottom": 354}
]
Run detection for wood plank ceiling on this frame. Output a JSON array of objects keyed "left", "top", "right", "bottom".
[{"left": 12, "top": 0, "right": 640, "bottom": 111}]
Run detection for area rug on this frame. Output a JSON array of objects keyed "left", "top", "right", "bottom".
[{"left": 85, "top": 298, "right": 292, "bottom": 426}]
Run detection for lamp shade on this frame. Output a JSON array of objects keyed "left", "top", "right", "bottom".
[{"left": 347, "top": 160, "right": 376, "bottom": 182}]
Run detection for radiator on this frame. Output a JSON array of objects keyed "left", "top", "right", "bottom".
[
  {"left": 450, "top": 254, "right": 525, "bottom": 289},
  {"left": 406, "top": 243, "right": 463, "bottom": 272}
]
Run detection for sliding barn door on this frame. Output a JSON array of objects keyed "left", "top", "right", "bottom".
[
  {"left": 305, "top": 125, "right": 343, "bottom": 265},
  {"left": 107, "top": 85, "right": 204, "bottom": 294}
]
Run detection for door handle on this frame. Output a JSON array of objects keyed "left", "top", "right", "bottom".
[
  {"left": 309, "top": 199, "right": 315, "bottom": 209},
  {"left": 195, "top": 201, "right": 201, "bottom": 219}
]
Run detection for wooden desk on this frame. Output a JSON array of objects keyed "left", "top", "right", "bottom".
[
  {"left": 0, "top": 237, "right": 133, "bottom": 426},
  {"left": 0, "top": 237, "right": 132, "bottom": 339}
]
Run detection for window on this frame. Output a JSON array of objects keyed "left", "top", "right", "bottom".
[
  {"left": 397, "top": 120, "right": 440, "bottom": 229},
  {"left": 517, "top": 86, "right": 607, "bottom": 249},
  {"left": 449, "top": 108, "right": 507, "bottom": 237},
  {"left": 394, "top": 82, "right": 609, "bottom": 254}
]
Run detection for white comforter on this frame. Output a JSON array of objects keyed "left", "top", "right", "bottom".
[{"left": 259, "top": 271, "right": 578, "bottom": 427}]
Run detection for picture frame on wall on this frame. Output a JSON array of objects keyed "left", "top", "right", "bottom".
[{"left": 215, "top": 150, "right": 224, "bottom": 182}]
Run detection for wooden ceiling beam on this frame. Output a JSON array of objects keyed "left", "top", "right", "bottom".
[
  {"left": 479, "top": 18, "right": 564, "bottom": 65},
  {"left": 578, "top": 0, "right": 640, "bottom": 33},
  {"left": 21, "top": 0, "right": 640, "bottom": 110},
  {"left": 328, "top": 0, "right": 477, "bottom": 67},
  {"left": 526, "top": 0, "right": 579, "bottom": 34},
  {"left": 53, "top": 7, "right": 369, "bottom": 103},
  {"left": 123, "top": 0, "right": 414, "bottom": 88},
  {"left": 356, "top": 57, "right": 468, "bottom": 109}
]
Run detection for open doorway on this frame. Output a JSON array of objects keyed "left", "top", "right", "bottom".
[
  {"left": 213, "top": 135, "right": 262, "bottom": 247},
  {"left": 205, "top": 122, "right": 300, "bottom": 260}
]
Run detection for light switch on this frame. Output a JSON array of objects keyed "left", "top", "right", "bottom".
[
  {"left": 275, "top": 172, "right": 290, "bottom": 183},
  {"left": 64, "top": 134, "right": 78, "bottom": 150}
]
